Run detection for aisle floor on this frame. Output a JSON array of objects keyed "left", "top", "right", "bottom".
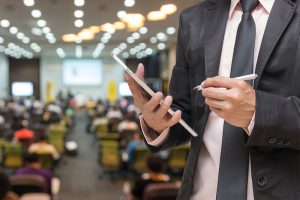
[{"left": 55, "top": 112, "right": 124, "bottom": 200}]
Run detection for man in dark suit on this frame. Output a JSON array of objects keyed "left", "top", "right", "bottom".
[{"left": 127, "top": 0, "right": 300, "bottom": 199}]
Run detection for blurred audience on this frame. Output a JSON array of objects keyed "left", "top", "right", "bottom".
[
  {"left": 28, "top": 135, "right": 60, "bottom": 160},
  {"left": 127, "top": 131, "right": 146, "bottom": 164},
  {"left": 15, "top": 153, "right": 54, "bottom": 194},
  {"left": 129, "top": 155, "right": 170, "bottom": 200},
  {"left": 0, "top": 170, "right": 19, "bottom": 200},
  {"left": 13, "top": 120, "right": 34, "bottom": 142}
]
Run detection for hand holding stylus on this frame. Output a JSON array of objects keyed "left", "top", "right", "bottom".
[{"left": 201, "top": 76, "right": 256, "bottom": 128}]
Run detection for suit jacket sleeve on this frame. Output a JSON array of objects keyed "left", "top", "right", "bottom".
[
  {"left": 144, "top": 14, "right": 193, "bottom": 153},
  {"left": 247, "top": 91, "right": 300, "bottom": 150}
]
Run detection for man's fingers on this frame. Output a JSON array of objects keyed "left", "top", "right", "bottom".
[
  {"left": 202, "top": 76, "right": 244, "bottom": 89},
  {"left": 126, "top": 63, "right": 147, "bottom": 101},
  {"left": 166, "top": 110, "right": 182, "bottom": 127},
  {"left": 136, "top": 63, "right": 145, "bottom": 80},
  {"left": 155, "top": 96, "right": 173, "bottom": 117},
  {"left": 202, "top": 87, "right": 229, "bottom": 101},
  {"left": 143, "top": 92, "right": 163, "bottom": 113},
  {"left": 205, "top": 97, "right": 225, "bottom": 110}
]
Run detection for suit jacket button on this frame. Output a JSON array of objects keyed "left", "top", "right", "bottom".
[
  {"left": 257, "top": 176, "right": 267, "bottom": 187},
  {"left": 277, "top": 139, "right": 284, "bottom": 145},
  {"left": 284, "top": 140, "right": 292, "bottom": 146},
  {"left": 268, "top": 137, "right": 277, "bottom": 144}
]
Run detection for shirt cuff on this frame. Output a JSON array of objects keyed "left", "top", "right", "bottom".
[
  {"left": 139, "top": 115, "right": 170, "bottom": 147},
  {"left": 244, "top": 113, "right": 255, "bottom": 136}
]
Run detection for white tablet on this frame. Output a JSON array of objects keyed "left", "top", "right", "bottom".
[{"left": 112, "top": 54, "right": 198, "bottom": 137}]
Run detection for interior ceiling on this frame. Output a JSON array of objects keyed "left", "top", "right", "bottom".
[{"left": 0, "top": 0, "right": 200, "bottom": 58}]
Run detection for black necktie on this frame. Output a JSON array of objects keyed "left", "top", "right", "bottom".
[{"left": 216, "top": 0, "right": 258, "bottom": 199}]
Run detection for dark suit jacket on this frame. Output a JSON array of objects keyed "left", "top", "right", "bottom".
[{"left": 145, "top": 0, "right": 300, "bottom": 199}]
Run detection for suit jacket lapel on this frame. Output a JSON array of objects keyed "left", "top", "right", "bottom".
[
  {"left": 254, "top": 0, "right": 296, "bottom": 88},
  {"left": 204, "top": 0, "right": 230, "bottom": 79}
]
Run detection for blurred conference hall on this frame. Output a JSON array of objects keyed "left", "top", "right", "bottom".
[{"left": 0, "top": 0, "right": 198, "bottom": 200}]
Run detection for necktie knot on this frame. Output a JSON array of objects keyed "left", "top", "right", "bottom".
[{"left": 240, "top": 0, "right": 259, "bottom": 13}]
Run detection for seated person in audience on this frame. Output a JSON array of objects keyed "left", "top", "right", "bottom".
[
  {"left": 28, "top": 135, "right": 60, "bottom": 161},
  {"left": 15, "top": 153, "right": 54, "bottom": 194},
  {"left": 0, "top": 170, "right": 19, "bottom": 200},
  {"left": 117, "top": 110, "right": 139, "bottom": 133},
  {"left": 127, "top": 131, "right": 146, "bottom": 164},
  {"left": 13, "top": 120, "right": 34, "bottom": 142},
  {"left": 129, "top": 155, "right": 170, "bottom": 200}
]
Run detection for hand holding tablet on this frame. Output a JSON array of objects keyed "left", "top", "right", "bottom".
[{"left": 112, "top": 54, "right": 199, "bottom": 137}]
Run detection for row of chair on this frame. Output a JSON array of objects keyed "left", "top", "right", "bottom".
[{"left": 98, "top": 134, "right": 190, "bottom": 176}]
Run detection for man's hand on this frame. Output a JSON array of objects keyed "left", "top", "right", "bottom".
[
  {"left": 201, "top": 76, "right": 256, "bottom": 128},
  {"left": 126, "top": 63, "right": 181, "bottom": 134}
]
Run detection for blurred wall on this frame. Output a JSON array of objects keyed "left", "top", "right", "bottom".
[
  {"left": 0, "top": 54, "right": 8, "bottom": 98},
  {"left": 40, "top": 56, "right": 125, "bottom": 101}
]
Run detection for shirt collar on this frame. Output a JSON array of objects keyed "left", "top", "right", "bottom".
[{"left": 229, "top": 0, "right": 275, "bottom": 18}]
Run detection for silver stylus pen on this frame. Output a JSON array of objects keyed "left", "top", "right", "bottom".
[{"left": 193, "top": 74, "right": 258, "bottom": 91}]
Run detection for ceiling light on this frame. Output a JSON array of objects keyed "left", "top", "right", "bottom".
[
  {"left": 157, "top": 43, "right": 166, "bottom": 50},
  {"left": 119, "top": 43, "right": 127, "bottom": 50},
  {"left": 78, "top": 30, "right": 94, "bottom": 40},
  {"left": 139, "top": 43, "right": 146, "bottom": 49},
  {"left": 166, "top": 27, "right": 176, "bottom": 35},
  {"left": 56, "top": 48, "right": 66, "bottom": 58},
  {"left": 127, "top": 37, "right": 135, "bottom": 44},
  {"left": 160, "top": 4, "right": 177, "bottom": 15},
  {"left": 74, "top": 0, "right": 85, "bottom": 6},
  {"left": 150, "top": 37, "right": 157, "bottom": 44},
  {"left": 102, "top": 33, "right": 112, "bottom": 40},
  {"left": 74, "top": 10, "right": 84, "bottom": 18},
  {"left": 31, "top": 27, "right": 43, "bottom": 36},
  {"left": 139, "top": 27, "right": 148, "bottom": 34},
  {"left": 37, "top": 19, "right": 47, "bottom": 27},
  {"left": 101, "top": 23, "right": 116, "bottom": 33},
  {"left": 75, "top": 45, "right": 82, "bottom": 58},
  {"left": 147, "top": 11, "right": 167, "bottom": 21},
  {"left": 31, "top": 10, "right": 42, "bottom": 18},
  {"left": 30, "top": 43, "right": 37, "bottom": 49},
  {"left": 42, "top": 27, "right": 51, "bottom": 34},
  {"left": 101, "top": 37, "right": 109, "bottom": 44},
  {"left": 9, "top": 27, "right": 18, "bottom": 34},
  {"left": 48, "top": 38, "right": 56, "bottom": 44},
  {"left": 124, "top": 0, "right": 135, "bottom": 7},
  {"left": 122, "top": 52, "right": 129, "bottom": 59},
  {"left": 156, "top": 32, "right": 168, "bottom": 41},
  {"left": 136, "top": 53, "right": 143, "bottom": 59},
  {"left": 22, "top": 37, "right": 30, "bottom": 44},
  {"left": 0, "top": 37, "right": 4, "bottom": 44},
  {"left": 89, "top": 26, "right": 101, "bottom": 33},
  {"left": 117, "top": 10, "right": 127, "bottom": 18},
  {"left": 0, "top": 19, "right": 10, "bottom": 28},
  {"left": 120, "top": 13, "right": 145, "bottom": 31},
  {"left": 8, "top": 43, "right": 16, "bottom": 49},
  {"left": 17, "top": 32, "right": 25, "bottom": 39},
  {"left": 46, "top": 33, "right": 54, "bottom": 40},
  {"left": 23, "top": 0, "right": 35, "bottom": 7},
  {"left": 112, "top": 48, "right": 121, "bottom": 55},
  {"left": 34, "top": 46, "right": 41, "bottom": 52},
  {"left": 62, "top": 34, "right": 77, "bottom": 42},
  {"left": 146, "top": 48, "right": 153, "bottom": 55},
  {"left": 132, "top": 32, "right": 140, "bottom": 40},
  {"left": 113, "top": 21, "right": 126, "bottom": 30},
  {"left": 130, "top": 48, "right": 137, "bottom": 55},
  {"left": 74, "top": 19, "right": 84, "bottom": 27}
]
